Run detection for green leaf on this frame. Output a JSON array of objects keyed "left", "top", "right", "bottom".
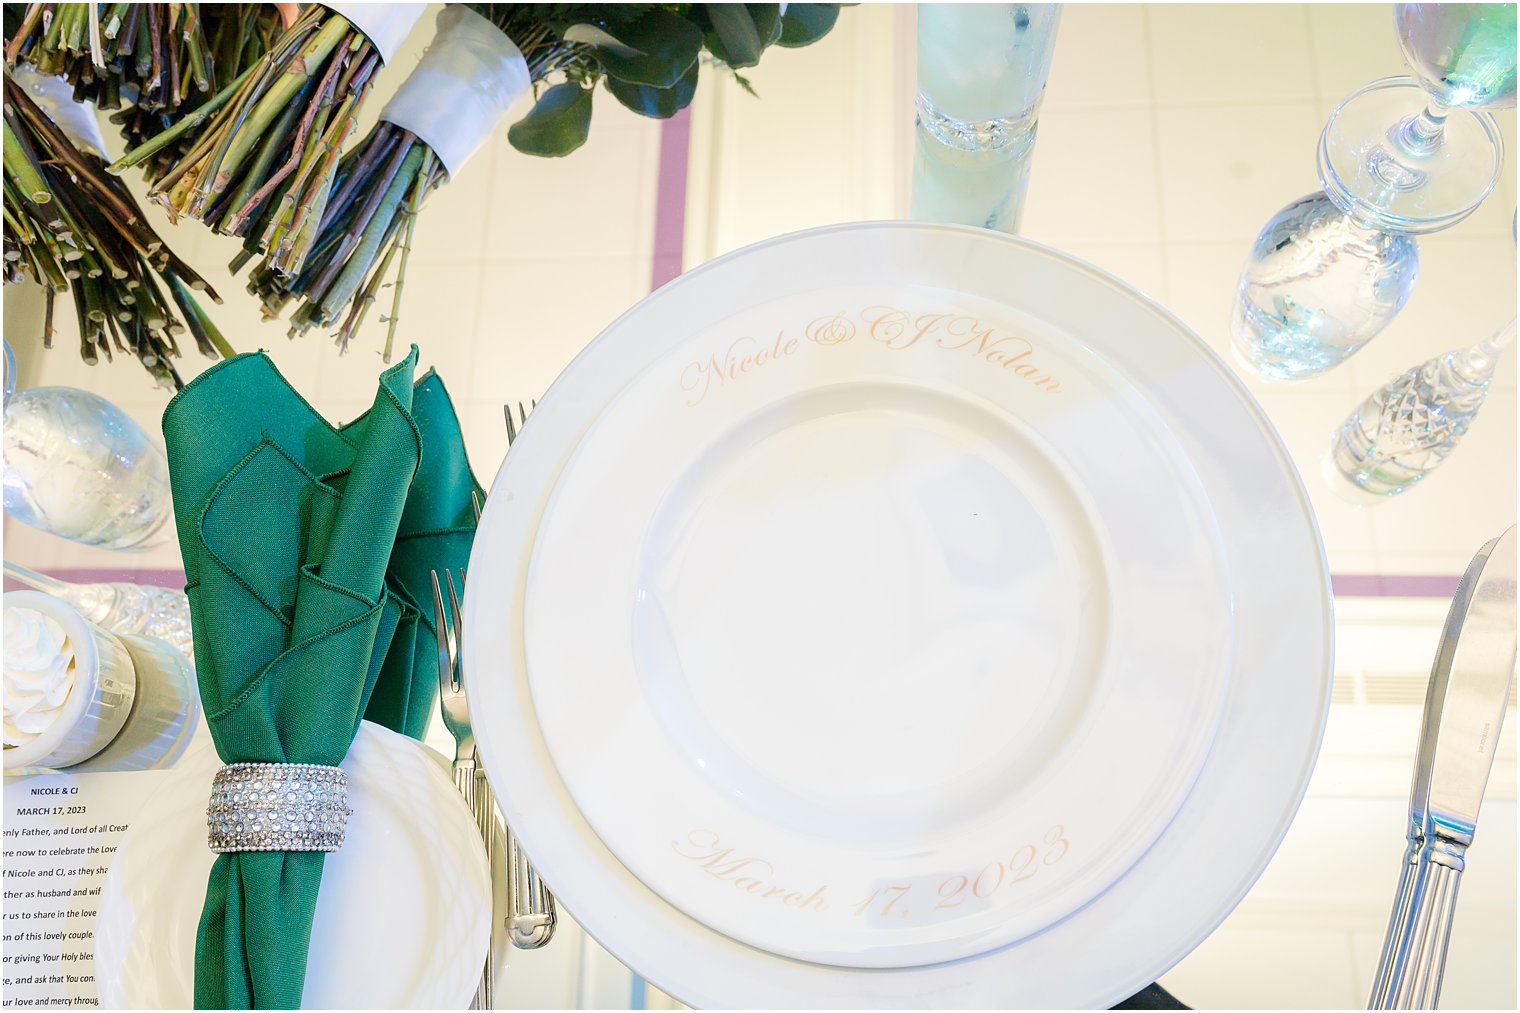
[
  {"left": 507, "top": 83, "right": 593, "bottom": 157},
  {"left": 703, "top": 4, "right": 775, "bottom": 68},
  {"left": 578, "top": 8, "right": 703, "bottom": 88},
  {"left": 562, "top": 23, "right": 644, "bottom": 60},
  {"left": 605, "top": 60, "right": 699, "bottom": 119},
  {"left": 751, "top": 4, "right": 784, "bottom": 48},
  {"left": 778, "top": 4, "right": 840, "bottom": 47}
]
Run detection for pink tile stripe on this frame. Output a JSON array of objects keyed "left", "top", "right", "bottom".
[
  {"left": 4, "top": 567, "right": 188, "bottom": 592},
  {"left": 1, "top": 120, "right": 1466, "bottom": 609},
  {"left": 650, "top": 108, "right": 692, "bottom": 292},
  {"left": 3, "top": 565, "right": 1464, "bottom": 601},
  {"left": 1330, "top": 573, "right": 1462, "bottom": 598}
]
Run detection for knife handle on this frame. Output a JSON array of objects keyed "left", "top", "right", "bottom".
[
  {"left": 474, "top": 769, "right": 496, "bottom": 1009},
  {"left": 452, "top": 759, "right": 489, "bottom": 1010},
  {"left": 505, "top": 822, "right": 558, "bottom": 949},
  {"left": 1368, "top": 839, "right": 1422, "bottom": 1009},
  {"left": 453, "top": 757, "right": 478, "bottom": 816},
  {"left": 1368, "top": 836, "right": 1465, "bottom": 1010}
]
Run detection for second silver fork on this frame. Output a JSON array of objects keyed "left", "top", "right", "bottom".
[
  {"left": 472, "top": 477, "right": 558, "bottom": 951},
  {"left": 432, "top": 568, "right": 496, "bottom": 1008}
]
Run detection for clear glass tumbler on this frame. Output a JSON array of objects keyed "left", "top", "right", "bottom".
[
  {"left": 911, "top": 4, "right": 1062, "bottom": 233},
  {"left": 1231, "top": 193, "right": 1420, "bottom": 381},
  {"left": 3, "top": 386, "right": 174, "bottom": 550}
]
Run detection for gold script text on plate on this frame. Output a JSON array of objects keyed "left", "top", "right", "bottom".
[
  {"left": 671, "top": 825, "right": 1072, "bottom": 924},
  {"left": 679, "top": 306, "right": 1063, "bottom": 408}
]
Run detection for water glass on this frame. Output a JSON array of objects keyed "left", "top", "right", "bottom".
[
  {"left": 1231, "top": 193, "right": 1419, "bottom": 381},
  {"left": 911, "top": 4, "right": 1062, "bottom": 234},
  {"left": 3, "top": 386, "right": 174, "bottom": 550}
]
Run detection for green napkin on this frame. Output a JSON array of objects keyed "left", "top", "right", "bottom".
[
  {"left": 356, "top": 370, "right": 483, "bottom": 738},
  {"left": 162, "top": 347, "right": 477, "bottom": 1009}
]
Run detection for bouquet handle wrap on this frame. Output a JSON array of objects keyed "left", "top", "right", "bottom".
[
  {"left": 11, "top": 66, "right": 108, "bottom": 157},
  {"left": 325, "top": 2, "right": 426, "bottom": 64},
  {"left": 378, "top": 6, "right": 530, "bottom": 178}
]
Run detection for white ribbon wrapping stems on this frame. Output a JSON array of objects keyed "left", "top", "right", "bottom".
[
  {"left": 12, "top": 66, "right": 109, "bottom": 158},
  {"left": 325, "top": 2, "right": 427, "bottom": 64},
  {"left": 377, "top": 6, "right": 530, "bottom": 179}
]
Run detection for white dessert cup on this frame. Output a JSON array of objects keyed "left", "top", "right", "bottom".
[
  {"left": 71, "top": 634, "right": 201, "bottom": 772},
  {"left": 3, "top": 590, "right": 137, "bottom": 771}
]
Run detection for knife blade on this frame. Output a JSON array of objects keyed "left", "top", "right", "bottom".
[
  {"left": 1409, "top": 524, "right": 1516, "bottom": 845},
  {"left": 1368, "top": 526, "right": 1517, "bottom": 1009}
]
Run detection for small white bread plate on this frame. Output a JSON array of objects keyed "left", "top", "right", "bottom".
[
  {"left": 95, "top": 721, "right": 490, "bottom": 1009},
  {"left": 465, "top": 223, "right": 1333, "bottom": 1006}
]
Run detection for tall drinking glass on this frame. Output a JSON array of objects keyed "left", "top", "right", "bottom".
[{"left": 911, "top": 4, "right": 1062, "bottom": 233}]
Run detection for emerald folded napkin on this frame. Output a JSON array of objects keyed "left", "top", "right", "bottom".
[{"left": 162, "top": 347, "right": 479, "bottom": 1009}]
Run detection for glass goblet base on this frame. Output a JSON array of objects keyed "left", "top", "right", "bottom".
[{"left": 1319, "top": 76, "right": 1502, "bottom": 235}]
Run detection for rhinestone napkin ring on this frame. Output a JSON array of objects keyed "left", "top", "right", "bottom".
[{"left": 207, "top": 763, "right": 351, "bottom": 853}]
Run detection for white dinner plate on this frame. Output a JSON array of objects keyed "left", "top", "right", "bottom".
[
  {"left": 465, "top": 223, "right": 1333, "bottom": 1006},
  {"left": 95, "top": 721, "right": 491, "bottom": 1009},
  {"left": 526, "top": 284, "right": 1234, "bottom": 967}
]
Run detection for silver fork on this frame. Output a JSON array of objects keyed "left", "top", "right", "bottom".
[
  {"left": 432, "top": 568, "right": 495, "bottom": 1008},
  {"left": 502, "top": 400, "right": 535, "bottom": 445},
  {"left": 471, "top": 480, "right": 558, "bottom": 950}
]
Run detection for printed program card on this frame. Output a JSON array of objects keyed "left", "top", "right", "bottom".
[{"left": 3, "top": 771, "right": 168, "bottom": 1008}]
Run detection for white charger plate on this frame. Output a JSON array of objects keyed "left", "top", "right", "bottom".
[
  {"left": 94, "top": 721, "right": 490, "bottom": 1009},
  {"left": 465, "top": 223, "right": 1333, "bottom": 1006},
  {"left": 525, "top": 284, "right": 1235, "bottom": 967}
]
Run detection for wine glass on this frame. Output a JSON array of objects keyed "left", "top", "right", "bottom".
[
  {"left": 3, "top": 385, "right": 174, "bottom": 550},
  {"left": 1325, "top": 317, "right": 1514, "bottom": 497},
  {"left": 1319, "top": 4, "right": 1515, "bottom": 235},
  {"left": 1231, "top": 193, "right": 1420, "bottom": 381}
]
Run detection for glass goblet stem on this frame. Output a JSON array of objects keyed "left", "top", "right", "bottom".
[{"left": 1393, "top": 99, "right": 1451, "bottom": 157}]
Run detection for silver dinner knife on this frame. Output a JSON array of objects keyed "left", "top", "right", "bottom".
[{"left": 1367, "top": 525, "right": 1516, "bottom": 1010}]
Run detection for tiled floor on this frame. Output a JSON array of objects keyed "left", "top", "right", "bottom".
[
  {"left": 1028, "top": 5, "right": 1518, "bottom": 580},
  {"left": 3, "top": 37, "right": 666, "bottom": 577},
  {"left": 3, "top": 5, "right": 1516, "bottom": 1010},
  {"left": 684, "top": 2, "right": 1517, "bottom": 580}
]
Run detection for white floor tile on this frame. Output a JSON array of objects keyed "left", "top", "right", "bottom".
[
  {"left": 485, "top": 123, "right": 661, "bottom": 264},
  {"left": 407, "top": 145, "right": 498, "bottom": 266},
  {"left": 1147, "top": 5, "right": 1316, "bottom": 106},
  {"left": 1306, "top": 5, "right": 1404, "bottom": 107},
  {"left": 1154, "top": 103, "right": 1323, "bottom": 244},
  {"left": 460, "top": 399, "right": 511, "bottom": 495},
  {"left": 1162, "top": 241, "right": 1260, "bottom": 363},
  {"left": 1042, "top": 5, "right": 1152, "bottom": 110},
  {"left": 1162, "top": 927, "right": 1362, "bottom": 1009},
  {"left": 1021, "top": 107, "right": 1163, "bottom": 244},
  {"left": 466, "top": 258, "right": 644, "bottom": 405}
]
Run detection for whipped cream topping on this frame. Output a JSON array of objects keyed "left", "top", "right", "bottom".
[{"left": 4, "top": 606, "right": 76, "bottom": 747}]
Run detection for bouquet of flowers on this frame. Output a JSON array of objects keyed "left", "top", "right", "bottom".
[
  {"left": 238, "top": 3, "right": 842, "bottom": 358},
  {"left": 2, "top": 67, "right": 226, "bottom": 388}
]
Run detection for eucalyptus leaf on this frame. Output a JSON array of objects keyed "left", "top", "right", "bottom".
[
  {"left": 507, "top": 82, "right": 593, "bottom": 157},
  {"left": 752, "top": 4, "right": 784, "bottom": 48},
  {"left": 584, "top": 8, "right": 703, "bottom": 88},
  {"left": 703, "top": 4, "right": 774, "bottom": 68},
  {"left": 778, "top": 4, "right": 840, "bottom": 47},
  {"left": 562, "top": 23, "right": 643, "bottom": 60},
  {"left": 605, "top": 60, "right": 699, "bottom": 119}
]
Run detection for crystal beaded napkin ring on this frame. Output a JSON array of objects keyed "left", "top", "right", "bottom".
[{"left": 207, "top": 763, "right": 351, "bottom": 853}]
